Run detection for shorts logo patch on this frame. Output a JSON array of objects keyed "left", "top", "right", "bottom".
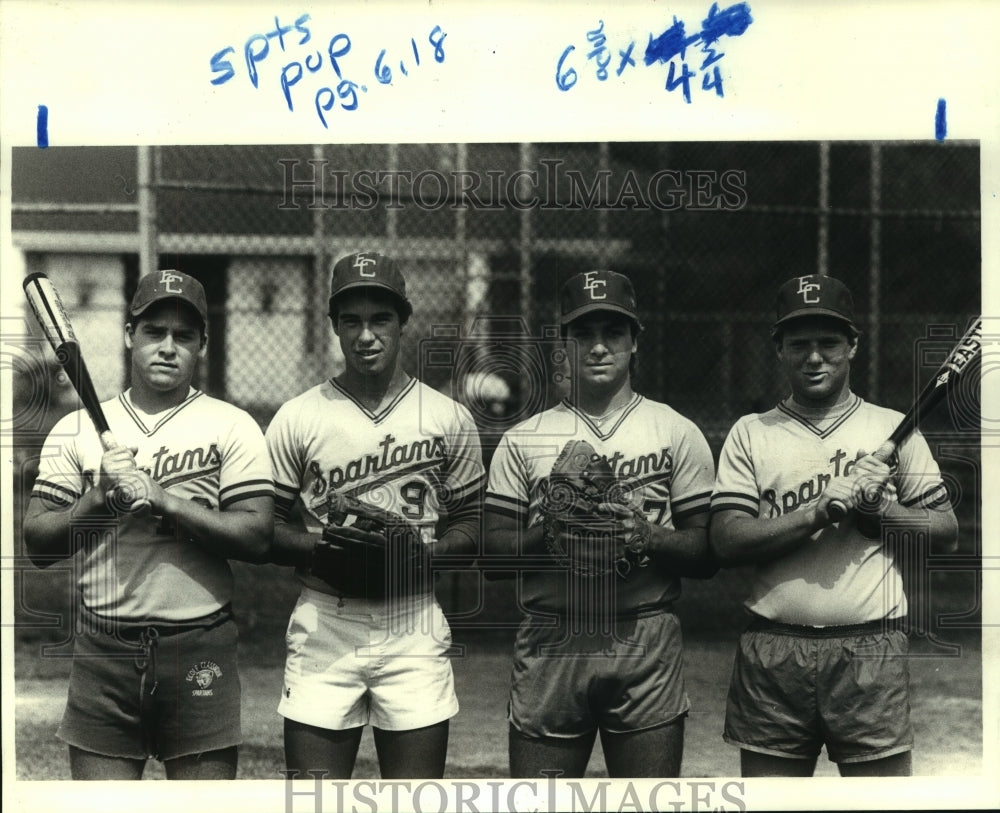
[{"left": 186, "top": 660, "right": 223, "bottom": 696}]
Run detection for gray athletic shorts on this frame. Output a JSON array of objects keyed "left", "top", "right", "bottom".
[
  {"left": 58, "top": 605, "right": 241, "bottom": 762},
  {"left": 508, "top": 610, "right": 690, "bottom": 739},
  {"left": 724, "top": 615, "right": 913, "bottom": 764}
]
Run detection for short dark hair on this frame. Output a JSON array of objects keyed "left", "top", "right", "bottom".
[{"left": 328, "top": 289, "right": 411, "bottom": 327}]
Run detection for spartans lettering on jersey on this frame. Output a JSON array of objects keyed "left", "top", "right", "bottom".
[
  {"left": 307, "top": 433, "right": 447, "bottom": 496},
  {"left": 80, "top": 443, "right": 223, "bottom": 490},
  {"left": 761, "top": 447, "right": 862, "bottom": 517},
  {"left": 537, "top": 447, "right": 674, "bottom": 499},
  {"left": 605, "top": 447, "right": 674, "bottom": 480},
  {"left": 150, "top": 443, "right": 222, "bottom": 483}
]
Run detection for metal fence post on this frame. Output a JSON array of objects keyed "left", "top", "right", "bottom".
[
  {"left": 137, "top": 146, "right": 157, "bottom": 277},
  {"left": 869, "top": 143, "right": 882, "bottom": 401}
]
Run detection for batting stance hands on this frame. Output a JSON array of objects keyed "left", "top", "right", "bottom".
[
  {"left": 815, "top": 449, "right": 897, "bottom": 528},
  {"left": 99, "top": 445, "right": 158, "bottom": 514}
]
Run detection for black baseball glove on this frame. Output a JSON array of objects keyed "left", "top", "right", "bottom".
[
  {"left": 311, "top": 494, "right": 431, "bottom": 599},
  {"left": 539, "top": 439, "right": 650, "bottom": 578}
]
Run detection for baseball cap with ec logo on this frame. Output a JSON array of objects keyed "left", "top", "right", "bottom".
[
  {"left": 773, "top": 274, "right": 857, "bottom": 331},
  {"left": 329, "top": 251, "right": 413, "bottom": 320},
  {"left": 559, "top": 270, "right": 643, "bottom": 330},
  {"left": 130, "top": 270, "right": 208, "bottom": 326}
]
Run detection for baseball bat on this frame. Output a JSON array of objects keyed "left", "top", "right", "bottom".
[
  {"left": 22, "top": 272, "right": 150, "bottom": 511},
  {"left": 828, "top": 316, "right": 982, "bottom": 520}
]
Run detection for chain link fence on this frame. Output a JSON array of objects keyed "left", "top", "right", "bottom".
[{"left": 10, "top": 141, "right": 982, "bottom": 640}]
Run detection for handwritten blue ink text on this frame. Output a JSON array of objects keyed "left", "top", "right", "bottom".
[{"left": 209, "top": 14, "right": 447, "bottom": 128}]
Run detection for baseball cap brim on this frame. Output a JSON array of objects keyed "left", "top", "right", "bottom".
[
  {"left": 773, "top": 307, "right": 855, "bottom": 328},
  {"left": 329, "top": 280, "right": 413, "bottom": 316},
  {"left": 561, "top": 301, "right": 643, "bottom": 328},
  {"left": 130, "top": 295, "right": 207, "bottom": 325}
]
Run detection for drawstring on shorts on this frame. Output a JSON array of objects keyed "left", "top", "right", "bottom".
[{"left": 135, "top": 627, "right": 160, "bottom": 757}]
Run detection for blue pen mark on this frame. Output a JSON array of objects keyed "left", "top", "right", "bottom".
[
  {"left": 645, "top": 18, "right": 699, "bottom": 65},
  {"left": 617, "top": 42, "right": 636, "bottom": 76},
  {"left": 700, "top": 2, "right": 753, "bottom": 46},
  {"left": 935, "top": 98, "right": 947, "bottom": 141},
  {"left": 36, "top": 105, "right": 49, "bottom": 148},
  {"left": 561, "top": 4, "right": 752, "bottom": 102}
]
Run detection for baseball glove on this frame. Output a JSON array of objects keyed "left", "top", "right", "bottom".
[
  {"left": 310, "top": 494, "right": 431, "bottom": 599},
  {"left": 539, "top": 439, "right": 650, "bottom": 578}
]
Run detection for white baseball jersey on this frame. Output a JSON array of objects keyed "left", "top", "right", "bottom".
[
  {"left": 487, "top": 394, "right": 715, "bottom": 615},
  {"left": 32, "top": 389, "right": 273, "bottom": 622},
  {"left": 266, "top": 377, "right": 485, "bottom": 595},
  {"left": 711, "top": 393, "right": 950, "bottom": 626}
]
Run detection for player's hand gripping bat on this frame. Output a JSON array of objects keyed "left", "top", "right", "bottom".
[
  {"left": 23, "top": 272, "right": 151, "bottom": 511},
  {"left": 827, "top": 316, "right": 982, "bottom": 521}
]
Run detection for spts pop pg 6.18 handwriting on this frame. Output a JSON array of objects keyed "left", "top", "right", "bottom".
[{"left": 209, "top": 13, "right": 446, "bottom": 128}]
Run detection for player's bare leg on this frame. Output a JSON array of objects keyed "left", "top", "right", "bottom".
[
  {"left": 284, "top": 719, "right": 364, "bottom": 779},
  {"left": 164, "top": 746, "right": 238, "bottom": 779},
  {"left": 740, "top": 749, "right": 818, "bottom": 777},
  {"left": 838, "top": 751, "right": 912, "bottom": 777},
  {"left": 372, "top": 721, "right": 449, "bottom": 778},
  {"left": 600, "top": 717, "right": 684, "bottom": 777},
  {"left": 508, "top": 724, "right": 597, "bottom": 778},
  {"left": 68, "top": 746, "right": 146, "bottom": 780}
]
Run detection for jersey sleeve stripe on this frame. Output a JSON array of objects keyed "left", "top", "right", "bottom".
[
  {"left": 710, "top": 491, "right": 760, "bottom": 515},
  {"left": 710, "top": 501, "right": 759, "bottom": 517},
  {"left": 900, "top": 482, "right": 950, "bottom": 509},
  {"left": 444, "top": 473, "right": 486, "bottom": 504},
  {"left": 219, "top": 479, "right": 274, "bottom": 500},
  {"left": 486, "top": 491, "right": 526, "bottom": 510},
  {"left": 274, "top": 481, "right": 300, "bottom": 500},
  {"left": 220, "top": 488, "right": 275, "bottom": 511},
  {"left": 672, "top": 491, "right": 712, "bottom": 511},
  {"left": 31, "top": 479, "right": 81, "bottom": 505},
  {"left": 673, "top": 501, "right": 711, "bottom": 521},
  {"left": 485, "top": 492, "right": 526, "bottom": 520}
]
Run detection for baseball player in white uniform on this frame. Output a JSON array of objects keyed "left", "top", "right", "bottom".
[
  {"left": 23, "top": 270, "right": 274, "bottom": 780},
  {"left": 709, "top": 273, "right": 958, "bottom": 776},
  {"left": 266, "top": 251, "right": 484, "bottom": 779},
  {"left": 485, "top": 270, "right": 716, "bottom": 778}
]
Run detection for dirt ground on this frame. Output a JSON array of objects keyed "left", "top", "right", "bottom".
[{"left": 12, "top": 635, "right": 983, "bottom": 781}]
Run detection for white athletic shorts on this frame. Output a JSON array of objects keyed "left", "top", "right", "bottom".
[{"left": 278, "top": 586, "right": 459, "bottom": 731}]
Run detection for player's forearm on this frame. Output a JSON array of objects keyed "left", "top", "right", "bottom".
[
  {"left": 432, "top": 502, "right": 481, "bottom": 559},
  {"left": 434, "top": 525, "right": 477, "bottom": 558},
  {"left": 271, "top": 522, "right": 319, "bottom": 567},
  {"left": 22, "top": 490, "right": 114, "bottom": 567},
  {"left": 865, "top": 501, "right": 959, "bottom": 552},
  {"left": 164, "top": 494, "right": 274, "bottom": 563},
  {"left": 484, "top": 512, "right": 547, "bottom": 557},
  {"left": 709, "top": 509, "right": 822, "bottom": 567},
  {"left": 644, "top": 524, "right": 718, "bottom": 578}
]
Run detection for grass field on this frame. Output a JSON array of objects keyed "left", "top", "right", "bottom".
[{"left": 13, "top": 630, "right": 982, "bottom": 781}]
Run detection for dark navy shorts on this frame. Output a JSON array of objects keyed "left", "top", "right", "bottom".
[
  {"left": 508, "top": 610, "right": 690, "bottom": 739},
  {"left": 724, "top": 616, "right": 913, "bottom": 764},
  {"left": 57, "top": 606, "right": 242, "bottom": 762}
]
